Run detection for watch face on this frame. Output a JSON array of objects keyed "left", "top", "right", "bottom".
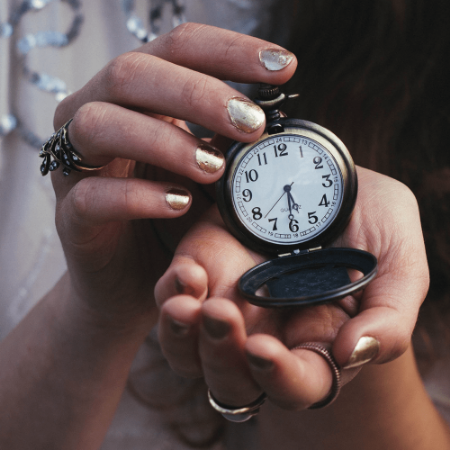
[{"left": 231, "top": 133, "right": 344, "bottom": 247}]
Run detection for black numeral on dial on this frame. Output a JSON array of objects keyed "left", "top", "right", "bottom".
[
  {"left": 257, "top": 153, "right": 268, "bottom": 166},
  {"left": 319, "top": 194, "right": 330, "bottom": 207},
  {"left": 313, "top": 156, "right": 323, "bottom": 169},
  {"left": 268, "top": 218, "right": 278, "bottom": 230},
  {"left": 308, "top": 212, "right": 318, "bottom": 224},
  {"left": 289, "top": 219, "right": 299, "bottom": 232},
  {"left": 274, "top": 143, "right": 288, "bottom": 157},
  {"left": 252, "top": 207, "right": 262, "bottom": 220},
  {"left": 242, "top": 189, "right": 252, "bottom": 202},
  {"left": 245, "top": 170, "right": 258, "bottom": 183},
  {"left": 322, "top": 174, "right": 332, "bottom": 187}
]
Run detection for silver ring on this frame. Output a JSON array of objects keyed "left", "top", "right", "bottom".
[
  {"left": 294, "top": 342, "right": 342, "bottom": 409},
  {"left": 207, "top": 389, "right": 267, "bottom": 422},
  {"left": 39, "top": 119, "right": 105, "bottom": 177}
]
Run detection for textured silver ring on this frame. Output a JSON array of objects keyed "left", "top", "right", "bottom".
[
  {"left": 207, "top": 389, "right": 267, "bottom": 422},
  {"left": 294, "top": 342, "right": 342, "bottom": 409},
  {"left": 39, "top": 119, "right": 105, "bottom": 177}
]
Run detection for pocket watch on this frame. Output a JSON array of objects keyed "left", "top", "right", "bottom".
[{"left": 216, "top": 85, "right": 378, "bottom": 307}]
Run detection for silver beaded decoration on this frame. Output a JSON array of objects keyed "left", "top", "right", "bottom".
[
  {"left": 122, "top": 0, "right": 185, "bottom": 43},
  {"left": 0, "top": 0, "right": 83, "bottom": 144},
  {"left": 2, "top": 1, "right": 186, "bottom": 147}
]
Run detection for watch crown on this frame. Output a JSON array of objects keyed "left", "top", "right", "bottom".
[
  {"left": 254, "top": 84, "right": 299, "bottom": 122},
  {"left": 258, "top": 84, "right": 281, "bottom": 100}
]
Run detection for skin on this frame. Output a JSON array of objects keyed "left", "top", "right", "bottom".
[
  {"left": 0, "top": 22, "right": 447, "bottom": 449},
  {"left": 155, "top": 168, "right": 450, "bottom": 449},
  {"left": 155, "top": 167, "right": 429, "bottom": 406},
  {"left": 0, "top": 24, "right": 296, "bottom": 449}
]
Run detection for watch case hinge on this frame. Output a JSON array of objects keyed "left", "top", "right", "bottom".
[{"left": 277, "top": 246, "right": 322, "bottom": 258}]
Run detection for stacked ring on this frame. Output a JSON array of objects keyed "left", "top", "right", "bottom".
[
  {"left": 207, "top": 389, "right": 267, "bottom": 423},
  {"left": 294, "top": 342, "right": 342, "bottom": 409},
  {"left": 39, "top": 119, "right": 105, "bottom": 176}
]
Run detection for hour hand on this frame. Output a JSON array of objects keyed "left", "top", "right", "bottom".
[
  {"left": 287, "top": 191, "right": 299, "bottom": 219},
  {"left": 264, "top": 182, "right": 294, "bottom": 218}
]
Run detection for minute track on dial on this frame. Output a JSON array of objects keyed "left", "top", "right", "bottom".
[{"left": 229, "top": 133, "right": 345, "bottom": 247}]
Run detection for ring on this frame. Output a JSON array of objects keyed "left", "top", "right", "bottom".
[
  {"left": 39, "top": 119, "right": 105, "bottom": 177},
  {"left": 207, "top": 389, "right": 267, "bottom": 423},
  {"left": 294, "top": 342, "right": 342, "bottom": 409}
]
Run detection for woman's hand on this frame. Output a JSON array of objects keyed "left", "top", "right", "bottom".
[
  {"left": 155, "top": 167, "right": 429, "bottom": 410},
  {"left": 51, "top": 23, "right": 297, "bottom": 330}
]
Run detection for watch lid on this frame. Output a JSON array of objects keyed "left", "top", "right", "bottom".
[{"left": 238, "top": 247, "right": 377, "bottom": 307}]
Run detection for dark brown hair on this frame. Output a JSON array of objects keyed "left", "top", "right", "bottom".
[{"left": 285, "top": 0, "right": 450, "bottom": 311}]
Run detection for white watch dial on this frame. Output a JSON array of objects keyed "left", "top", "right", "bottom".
[{"left": 231, "top": 134, "right": 344, "bottom": 246}]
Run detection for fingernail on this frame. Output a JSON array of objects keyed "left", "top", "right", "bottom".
[
  {"left": 169, "top": 318, "right": 190, "bottom": 337},
  {"left": 166, "top": 188, "right": 190, "bottom": 210},
  {"left": 259, "top": 48, "right": 295, "bottom": 71},
  {"left": 246, "top": 352, "right": 274, "bottom": 371},
  {"left": 203, "top": 316, "right": 230, "bottom": 339},
  {"left": 195, "top": 143, "right": 224, "bottom": 174},
  {"left": 227, "top": 97, "right": 265, "bottom": 133},
  {"left": 343, "top": 336, "right": 380, "bottom": 369},
  {"left": 175, "top": 277, "right": 195, "bottom": 296}
]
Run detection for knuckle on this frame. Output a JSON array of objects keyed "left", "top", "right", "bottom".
[
  {"left": 166, "top": 22, "right": 204, "bottom": 56},
  {"left": 181, "top": 74, "right": 211, "bottom": 109},
  {"left": 54, "top": 94, "right": 74, "bottom": 130},
  {"left": 388, "top": 334, "right": 410, "bottom": 362},
  {"left": 104, "top": 52, "right": 149, "bottom": 100},
  {"left": 71, "top": 102, "right": 109, "bottom": 149},
  {"left": 70, "top": 178, "right": 94, "bottom": 220}
]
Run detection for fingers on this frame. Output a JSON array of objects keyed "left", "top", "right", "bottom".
[
  {"left": 159, "top": 297, "right": 263, "bottom": 406},
  {"left": 154, "top": 256, "right": 208, "bottom": 307},
  {"left": 245, "top": 335, "right": 334, "bottom": 410},
  {"left": 57, "top": 52, "right": 265, "bottom": 141},
  {"left": 56, "top": 176, "right": 191, "bottom": 246},
  {"left": 147, "top": 23, "right": 297, "bottom": 84},
  {"left": 66, "top": 102, "right": 225, "bottom": 180},
  {"left": 331, "top": 167, "right": 430, "bottom": 369},
  {"left": 158, "top": 295, "right": 203, "bottom": 378},
  {"left": 199, "top": 299, "right": 262, "bottom": 406},
  {"left": 55, "top": 23, "right": 297, "bottom": 139},
  {"left": 159, "top": 296, "right": 342, "bottom": 410}
]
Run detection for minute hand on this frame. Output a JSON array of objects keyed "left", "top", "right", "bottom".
[{"left": 264, "top": 182, "right": 294, "bottom": 218}]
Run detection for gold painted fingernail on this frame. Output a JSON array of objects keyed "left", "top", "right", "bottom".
[
  {"left": 227, "top": 97, "right": 265, "bottom": 133},
  {"left": 343, "top": 336, "right": 380, "bottom": 369},
  {"left": 259, "top": 49, "right": 295, "bottom": 71},
  {"left": 196, "top": 143, "right": 224, "bottom": 174},
  {"left": 166, "top": 188, "right": 190, "bottom": 210}
]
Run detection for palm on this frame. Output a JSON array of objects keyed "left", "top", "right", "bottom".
[{"left": 156, "top": 166, "right": 428, "bottom": 409}]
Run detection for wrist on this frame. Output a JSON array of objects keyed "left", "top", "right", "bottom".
[{"left": 55, "top": 272, "right": 158, "bottom": 343}]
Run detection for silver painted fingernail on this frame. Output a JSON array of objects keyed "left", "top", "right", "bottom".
[
  {"left": 227, "top": 97, "right": 265, "bottom": 133},
  {"left": 196, "top": 143, "right": 224, "bottom": 174},
  {"left": 343, "top": 336, "right": 380, "bottom": 369},
  {"left": 166, "top": 188, "right": 190, "bottom": 211},
  {"left": 259, "top": 49, "right": 295, "bottom": 71}
]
